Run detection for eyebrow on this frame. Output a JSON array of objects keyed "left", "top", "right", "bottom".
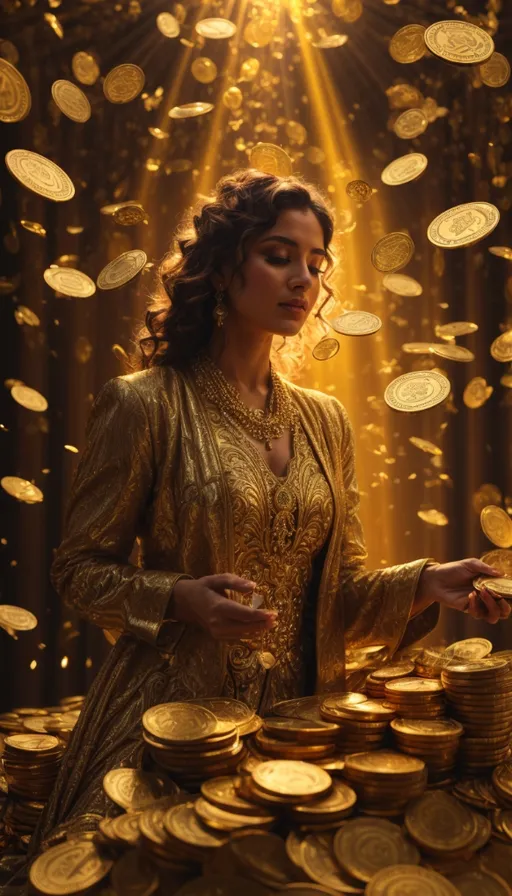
[{"left": 258, "top": 235, "right": 327, "bottom": 257}]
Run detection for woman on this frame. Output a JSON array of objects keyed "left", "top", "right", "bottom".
[{"left": 32, "top": 168, "right": 507, "bottom": 849}]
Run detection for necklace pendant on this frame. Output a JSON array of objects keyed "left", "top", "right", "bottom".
[{"left": 265, "top": 438, "right": 272, "bottom": 451}]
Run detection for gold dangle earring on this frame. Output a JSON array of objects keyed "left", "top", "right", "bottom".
[{"left": 213, "top": 287, "right": 228, "bottom": 328}]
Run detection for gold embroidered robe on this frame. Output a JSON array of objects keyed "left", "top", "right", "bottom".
[{"left": 28, "top": 363, "right": 438, "bottom": 848}]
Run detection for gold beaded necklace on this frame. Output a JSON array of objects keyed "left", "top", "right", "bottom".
[{"left": 191, "top": 350, "right": 298, "bottom": 451}]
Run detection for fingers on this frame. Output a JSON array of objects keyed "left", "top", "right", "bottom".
[
  {"left": 203, "top": 573, "right": 257, "bottom": 593},
  {"left": 476, "top": 589, "right": 501, "bottom": 624},
  {"left": 206, "top": 595, "right": 277, "bottom": 640},
  {"left": 219, "top": 598, "right": 276, "bottom": 624},
  {"left": 465, "top": 558, "right": 503, "bottom": 577}
]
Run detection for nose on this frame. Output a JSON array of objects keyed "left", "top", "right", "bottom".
[{"left": 289, "top": 263, "right": 313, "bottom": 291}]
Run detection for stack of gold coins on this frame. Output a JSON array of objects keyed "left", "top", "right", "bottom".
[
  {"left": 138, "top": 802, "right": 196, "bottom": 876},
  {"left": 238, "top": 759, "right": 332, "bottom": 813},
  {"left": 198, "top": 775, "right": 278, "bottom": 833},
  {"left": 286, "top": 777, "right": 357, "bottom": 830},
  {"left": 251, "top": 717, "right": 340, "bottom": 763},
  {"left": 342, "top": 751, "right": 427, "bottom": 816},
  {"left": 390, "top": 718, "right": 463, "bottom": 784},
  {"left": 271, "top": 693, "right": 364, "bottom": 722},
  {"left": 414, "top": 647, "right": 448, "bottom": 679},
  {"left": 185, "top": 698, "right": 262, "bottom": 739},
  {"left": 2, "top": 734, "right": 64, "bottom": 800},
  {"left": 2, "top": 799, "right": 46, "bottom": 843},
  {"left": 383, "top": 678, "right": 445, "bottom": 718},
  {"left": 142, "top": 703, "right": 245, "bottom": 790},
  {"left": 365, "top": 662, "right": 415, "bottom": 699},
  {"left": 321, "top": 697, "right": 395, "bottom": 752},
  {"left": 441, "top": 658, "right": 512, "bottom": 773},
  {"left": 0, "top": 712, "right": 26, "bottom": 735},
  {"left": 404, "top": 791, "right": 486, "bottom": 861}
]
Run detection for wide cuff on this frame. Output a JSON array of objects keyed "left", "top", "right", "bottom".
[{"left": 127, "top": 570, "right": 192, "bottom": 649}]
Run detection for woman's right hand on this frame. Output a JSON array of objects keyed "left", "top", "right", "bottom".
[{"left": 171, "top": 574, "right": 277, "bottom": 642}]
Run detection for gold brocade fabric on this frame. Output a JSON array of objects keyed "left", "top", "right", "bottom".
[
  {"left": 19, "top": 363, "right": 439, "bottom": 859},
  {"left": 204, "top": 403, "right": 334, "bottom": 715}
]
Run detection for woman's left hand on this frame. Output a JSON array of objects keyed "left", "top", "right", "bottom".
[{"left": 417, "top": 558, "right": 511, "bottom": 624}]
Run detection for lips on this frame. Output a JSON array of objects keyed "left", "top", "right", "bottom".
[{"left": 279, "top": 301, "right": 307, "bottom": 311}]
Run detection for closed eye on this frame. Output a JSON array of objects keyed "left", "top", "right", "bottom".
[{"left": 265, "top": 255, "right": 324, "bottom": 276}]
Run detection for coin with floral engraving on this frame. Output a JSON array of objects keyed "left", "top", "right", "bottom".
[
  {"left": 424, "top": 21, "right": 494, "bottom": 65},
  {"left": 0, "top": 58, "right": 31, "bottom": 122},
  {"left": 312, "top": 337, "right": 340, "bottom": 361},
  {"left": 103, "top": 64, "right": 145, "bottom": 103},
  {"left": 384, "top": 370, "right": 451, "bottom": 412},
  {"left": 427, "top": 202, "right": 500, "bottom": 248},
  {"left": 346, "top": 180, "right": 372, "bottom": 203},
  {"left": 381, "top": 153, "right": 428, "bottom": 186},
  {"left": 371, "top": 232, "right": 414, "bottom": 273},
  {"left": 51, "top": 80, "right": 91, "bottom": 122},
  {"left": 5, "top": 149, "right": 75, "bottom": 201},
  {"left": 249, "top": 142, "right": 292, "bottom": 176}
]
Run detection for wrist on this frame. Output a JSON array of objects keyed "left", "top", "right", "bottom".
[
  {"left": 163, "top": 577, "right": 191, "bottom": 623},
  {"left": 413, "top": 561, "right": 440, "bottom": 614}
]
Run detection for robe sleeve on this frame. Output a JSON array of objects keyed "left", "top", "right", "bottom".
[
  {"left": 50, "top": 377, "right": 192, "bottom": 649},
  {"left": 337, "top": 402, "right": 440, "bottom": 657}
]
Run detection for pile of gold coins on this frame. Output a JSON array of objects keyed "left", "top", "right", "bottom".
[
  {"left": 320, "top": 695, "right": 393, "bottom": 752},
  {"left": 364, "top": 661, "right": 415, "bottom": 698},
  {"left": 390, "top": 718, "right": 463, "bottom": 784},
  {"left": 383, "top": 677, "right": 446, "bottom": 719},
  {"left": 1, "top": 735, "right": 64, "bottom": 844},
  {"left": 343, "top": 750, "right": 428, "bottom": 816}
]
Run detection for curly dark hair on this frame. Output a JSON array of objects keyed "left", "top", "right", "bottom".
[{"left": 128, "top": 167, "right": 339, "bottom": 380}]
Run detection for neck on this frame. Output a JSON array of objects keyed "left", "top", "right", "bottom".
[{"left": 205, "top": 324, "right": 274, "bottom": 395}]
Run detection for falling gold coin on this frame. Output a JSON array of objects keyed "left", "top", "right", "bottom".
[
  {"left": 480, "top": 549, "right": 512, "bottom": 574},
  {"left": 0, "top": 58, "right": 31, "bottom": 122},
  {"left": 473, "top": 484, "right": 503, "bottom": 514},
  {"left": 427, "top": 202, "right": 500, "bottom": 249},
  {"left": 168, "top": 102, "right": 214, "bottom": 119},
  {"left": 430, "top": 344, "right": 475, "bottom": 362},
  {"left": 5, "top": 149, "right": 75, "bottom": 201},
  {"left": 195, "top": 18, "right": 237, "bottom": 39},
  {"left": 1, "top": 477, "right": 43, "bottom": 504},
  {"left": 401, "top": 342, "right": 435, "bottom": 354},
  {"left": 489, "top": 246, "right": 512, "bottom": 260},
  {"left": 30, "top": 841, "right": 113, "bottom": 896},
  {"left": 249, "top": 143, "right": 293, "bottom": 177},
  {"left": 418, "top": 509, "right": 449, "bottom": 526},
  {"left": 71, "top": 51, "right": 100, "bottom": 86},
  {"left": 20, "top": 220, "right": 46, "bottom": 237},
  {"left": 389, "top": 25, "right": 427, "bottom": 64},
  {"left": 346, "top": 180, "right": 372, "bottom": 203},
  {"left": 51, "top": 80, "right": 91, "bottom": 122},
  {"left": 436, "top": 321, "right": 478, "bottom": 338},
  {"left": 44, "top": 267, "right": 96, "bottom": 298},
  {"left": 501, "top": 373, "right": 512, "bottom": 388},
  {"left": 409, "top": 436, "right": 442, "bottom": 456},
  {"left": 491, "top": 330, "right": 512, "bottom": 362},
  {"left": 330, "top": 311, "right": 382, "bottom": 336},
  {"left": 383, "top": 272, "right": 423, "bottom": 296},
  {"left": 223, "top": 86, "right": 243, "bottom": 110},
  {"left": 332, "top": 0, "right": 363, "bottom": 23},
  {"left": 384, "top": 370, "right": 451, "bottom": 412},
  {"left": 312, "top": 337, "right": 340, "bottom": 361},
  {"left": 393, "top": 109, "right": 428, "bottom": 140},
  {"left": 112, "top": 202, "right": 146, "bottom": 226},
  {"left": 312, "top": 34, "right": 349, "bottom": 49},
  {"left": 424, "top": 21, "right": 494, "bottom": 65},
  {"left": 103, "top": 64, "right": 145, "bottom": 103},
  {"left": 480, "top": 52, "right": 511, "bottom": 87},
  {"left": 96, "top": 250, "right": 147, "bottom": 290},
  {"left": 371, "top": 232, "right": 415, "bottom": 273},
  {"left": 11, "top": 385, "right": 48, "bottom": 412},
  {"left": 463, "top": 377, "right": 493, "bottom": 409},
  {"left": 15, "top": 306, "right": 40, "bottom": 326},
  {"left": 481, "top": 505, "right": 512, "bottom": 549},
  {"left": 381, "top": 153, "right": 428, "bottom": 187},
  {"left": 156, "top": 12, "right": 180, "bottom": 38},
  {"left": 0, "top": 605, "right": 37, "bottom": 631}
]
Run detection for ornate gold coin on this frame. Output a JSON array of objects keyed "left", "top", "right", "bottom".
[
  {"left": 463, "top": 377, "right": 493, "bottom": 408},
  {"left": 29, "top": 840, "right": 113, "bottom": 895},
  {"left": 112, "top": 201, "right": 146, "bottom": 226},
  {"left": 169, "top": 102, "right": 214, "bottom": 119},
  {"left": 51, "top": 80, "right": 91, "bottom": 122},
  {"left": 393, "top": 108, "right": 428, "bottom": 139},
  {"left": 195, "top": 18, "right": 237, "bottom": 39},
  {"left": 103, "top": 64, "right": 145, "bottom": 103},
  {"left": 474, "top": 576, "right": 512, "bottom": 598},
  {"left": 143, "top": 702, "right": 218, "bottom": 743},
  {"left": 96, "top": 249, "right": 147, "bottom": 290},
  {"left": 481, "top": 505, "right": 512, "bottom": 548},
  {"left": 480, "top": 52, "right": 511, "bottom": 88},
  {"left": 10, "top": 385, "right": 48, "bottom": 412},
  {"left": 409, "top": 436, "right": 442, "bottom": 456},
  {"left": 480, "top": 549, "right": 512, "bottom": 575},
  {"left": 1, "top": 477, "right": 43, "bottom": 504},
  {"left": 381, "top": 153, "right": 428, "bottom": 186},
  {"left": 334, "top": 818, "right": 420, "bottom": 882},
  {"left": 0, "top": 58, "right": 31, "bottom": 122},
  {"left": 389, "top": 25, "right": 426, "bottom": 64},
  {"left": 312, "top": 337, "right": 339, "bottom": 361},
  {"left": 252, "top": 760, "right": 332, "bottom": 799},
  {"left": 71, "top": 52, "right": 100, "bottom": 86},
  {"left": 424, "top": 20, "right": 494, "bottom": 65},
  {"left": 384, "top": 370, "right": 451, "bottom": 412},
  {"left": 366, "top": 864, "right": 460, "bottom": 896},
  {"left": 444, "top": 638, "right": 493, "bottom": 660},
  {"left": 430, "top": 343, "right": 475, "bottom": 362},
  {"left": 249, "top": 143, "right": 293, "bottom": 177},
  {"left": 346, "top": 180, "right": 372, "bottom": 203},
  {"left": 490, "top": 330, "right": 512, "bottom": 362},
  {"left": 427, "top": 201, "right": 500, "bottom": 248},
  {"left": 44, "top": 267, "right": 96, "bottom": 298},
  {"left": 0, "top": 605, "right": 38, "bottom": 630},
  {"left": 382, "top": 272, "right": 423, "bottom": 295},
  {"left": 5, "top": 733, "right": 59, "bottom": 752},
  {"left": 5, "top": 149, "right": 75, "bottom": 201},
  {"left": 405, "top": 790, "right": 477, "bottom": 853},
  {"left": 371, "top": 232, "right": 414, "bottom": 273},
  {"left": 103, "top": 768, "right": 166, "bottom": 810},
  {"left": 330, "top": 311, "right": 382, "bottom": 336},
  {"left": 156, "top": 12, "right": 180, "bottom": 38}
]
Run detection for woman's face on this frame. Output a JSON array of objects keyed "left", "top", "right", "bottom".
[{"left": 221, "top": 207, "right": 328, "bottom": 338}]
